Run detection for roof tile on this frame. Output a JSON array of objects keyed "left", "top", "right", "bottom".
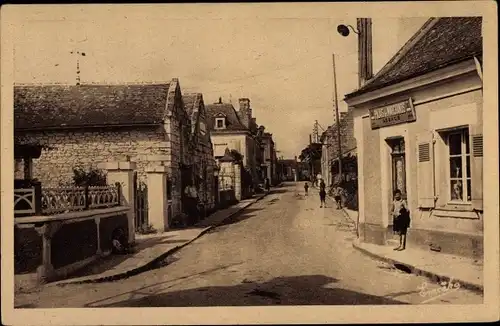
[
  {"left": 205, "top": 102, "right": 247, "bottom": 131},
  {"left": 347, "top": 17, "right": 482, "bottom": 98},
  {"left": 14, "top": 83, "right": 170, "bottom": 130}
]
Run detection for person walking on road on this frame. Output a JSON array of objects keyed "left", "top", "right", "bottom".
[
  {"left": 332, "top": 183, "right": 343, "bottom": 209},
  {"left": 319, "top": 179, "right": 327, "bottom": 208},
  {"left": 264, "top": 177, "right": 270, "bottom": 193},
  {"left": 304, "top": 182, "right": 309, "bottom": 196},
  {"left": 391, "top": 189, "right": 410, "bottom": 251}
]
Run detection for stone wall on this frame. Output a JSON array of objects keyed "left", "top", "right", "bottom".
[
  {"left": 324, "top": 107, "right": 357, "bottom": 161},
  {"left": 15, "top": 127, "right": 170, "bottom": 187}
]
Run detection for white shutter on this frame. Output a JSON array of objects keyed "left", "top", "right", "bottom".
[
  {"left": 417, "top": 132, "right": 435, "bottom": 208},
  {"left": 469, "top": 125, "right": 483, "bottom": 210}
]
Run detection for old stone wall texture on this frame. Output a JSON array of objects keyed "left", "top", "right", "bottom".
[{"left": 15, "top": 127, "right": 171, "bottom": 187}]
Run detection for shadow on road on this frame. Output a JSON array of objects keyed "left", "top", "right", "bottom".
[
  {"left": 268, "top": 188, "right": 288, "bottom": 194},
  {"left": 84, "top": 274, "right": 407, "bottom": 307},
  {"left": 67, "top": 234, "right": 183, "bottom": 279},
  {"left": 216, "top": 208, "right": 263, "bottom": 227}
]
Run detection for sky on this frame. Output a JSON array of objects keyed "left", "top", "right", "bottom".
[{"left": 13, "top": 5, "right": 429, "bottom": 158}]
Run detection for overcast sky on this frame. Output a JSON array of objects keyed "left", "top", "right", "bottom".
[{"left": 13, "top": 5, "right": 428, "bottom": 158}]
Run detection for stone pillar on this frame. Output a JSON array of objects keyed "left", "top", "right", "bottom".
[
  {"left": 95, "top": 218, "right": 103, "bottom": 256},
  {"left": 35, "top": 221, "right": 63, "bottom": 283},
  {"left": 98, "top": 161, "right": 136, "bottom": 245},
  {"left": 234, "top": 163, "right": 242, "bottom": 201},
  {"left": 146, "top": 164, "right": 170, "bottom": 232}
]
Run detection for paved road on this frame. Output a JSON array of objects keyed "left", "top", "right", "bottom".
[{"left": 15, "top": 183, "right": 483, "bottom": 308}]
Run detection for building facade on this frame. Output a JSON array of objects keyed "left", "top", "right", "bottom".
[
  {"left": 320, "top": 109, "right": 357, "bottom": 187},
  {"left": 345, "top": 17, "right": 483, "bottom": 259},
  {"left": 14, "top": 78, "right": 201, "bottom": 224},
  {"left": 206, "top": 97, "right": 260, "bottom": 192},
  {"left": 259, "top": 130, "right": 278, "bottom": 185},
  {"left": 183, "top": 93, "right": 217, "bottom": 213}
]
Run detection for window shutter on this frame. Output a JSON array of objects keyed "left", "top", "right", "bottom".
[
  {"left": 416, "top": 132, "right": 435, "bottom": 208},
  {"left": 469, "top": 125, "right": 483, "bottom": 211}
]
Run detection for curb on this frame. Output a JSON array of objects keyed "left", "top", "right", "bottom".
[
  {"left": 55, "top": 193, "right": 269, "bottom": 286},
  {"left": 352, "top": 240, "right": 483, "bottom": 294}
]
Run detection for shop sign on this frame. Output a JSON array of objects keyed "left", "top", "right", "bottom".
[{"left": 370, "top": 98, "right": 416, "bottom": 129}]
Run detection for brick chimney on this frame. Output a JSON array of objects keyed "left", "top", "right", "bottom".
[
  {"left": 357, "top": 18, "right": 374, "bottom": 87},
  {"left": 238, "top": 98, "right": 251, "bottom": 128}
]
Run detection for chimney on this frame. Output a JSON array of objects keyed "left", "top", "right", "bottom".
[
  {"left": 218, "top": 97, "right": 222, "bottom": 104},
  {"left": 238, "top": 98, "right": 251, "bottom": 128},
  {"left": 357, "top": 18, "right": 374, "bottom": 87}
]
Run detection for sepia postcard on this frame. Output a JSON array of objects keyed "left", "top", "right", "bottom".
[{"left": 1, "top": 2, "right": 499, "bottom": 325}]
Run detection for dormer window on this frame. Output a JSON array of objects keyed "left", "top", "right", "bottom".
[{"left": 216, "top": 118, "right": 226, "bottom": 129}]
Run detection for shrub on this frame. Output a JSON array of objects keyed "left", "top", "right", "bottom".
[
  {"left": 73, "top": 167, "right": 107, "bottom": 187},
  {"left": 136, "top": 223, "right": 157, "bottom": 235}
]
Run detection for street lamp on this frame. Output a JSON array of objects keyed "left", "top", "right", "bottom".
[{"left": 337, "top": 24, "right": 360, "bottom": 37}]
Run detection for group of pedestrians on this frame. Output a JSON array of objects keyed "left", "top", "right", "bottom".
[
  {"left": 303, "top": 179, "right": 343, "bottom": 209},
  {"left": 302, "top": 179, "right": 410, "bottom": 251}
]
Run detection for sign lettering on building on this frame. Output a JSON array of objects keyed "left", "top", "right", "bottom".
[{"left": 369, "top": 98, "right": 416, "bottom": 129}]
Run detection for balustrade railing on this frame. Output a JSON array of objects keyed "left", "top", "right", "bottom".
[
  {"left": 14, "top": 188, "right": 37, "bottom": 215},
  {"left": 15, "top": 183, "right": 121, "bottom": 217}
]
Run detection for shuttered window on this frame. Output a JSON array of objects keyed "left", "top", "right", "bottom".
[
  {"left": 418, "top": 143, "right": 430, "bottom": 162},
  {"left": 417, "top": 132, "right": 435, "bottom": 208},
  {"left": 472, "top": 135, "right": 483, "bottom": 157}
]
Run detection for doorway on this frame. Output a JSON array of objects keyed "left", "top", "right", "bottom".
[{"left": 387, "top": 137, "right": 407, "bottom": 200}]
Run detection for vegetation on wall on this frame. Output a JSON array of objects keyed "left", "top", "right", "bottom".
[
  {"left": 229, "top": 149, "right": 243, "bottom": 164},
  {"left": 72, "top": 167, "right": 107, "bottom": 187}
]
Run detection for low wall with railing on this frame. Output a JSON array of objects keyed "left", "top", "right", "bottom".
[
  {"left": 15, "top": 181, "right": 122, "bottom": 217},
  {"left": 14, "top": 182, "right": 129, "bottom": 284},
  {"left": 15, "top": 207, "right": 130, "bottom": 283}
]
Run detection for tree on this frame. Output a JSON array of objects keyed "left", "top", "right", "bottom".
[
  {"left": 229, "top": 149, "right": 243, "bottom": 164},
  {"left": 298, "top": 143, "right": 322, "bottom": 162}
]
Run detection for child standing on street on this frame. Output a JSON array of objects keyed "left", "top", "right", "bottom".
[
  {"left": 304, "top": 182, "right": 309, "bottom": 196},
  {"left": 391, "top": 189, "right": 410, "bottom": 251}
]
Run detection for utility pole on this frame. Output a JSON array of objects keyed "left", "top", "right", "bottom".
[
  {"left": 70, "top": 50, "right": 86, "bottom": 85},
  {"left": 332, "top": 54, "right": 342, "bottom": 184}
]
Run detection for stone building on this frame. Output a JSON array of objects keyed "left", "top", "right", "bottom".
[
  {"left": 14, "top": 78, "right": 196, "bottom": 224},
  {"left": 183, "top": 93, "right": 217, "bottom": 213},
  {"left": 278, "top": 158, "right": 298, "bottom": 182},
  {"left": 206, "top": 97, "right": 260, "bottom": 193},
  {"left": 258, "top": 130, "right": 278, "bottom": 185},
  {"left": 320, "top": 108, "right": 357, "bottom": 187},
  {"left": 345, "top": 17, "right": 483, "bottom": 259}
]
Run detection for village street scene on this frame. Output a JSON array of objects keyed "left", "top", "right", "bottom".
[{"left": 9, "top": 6, "right": 487, "bottom": 314}]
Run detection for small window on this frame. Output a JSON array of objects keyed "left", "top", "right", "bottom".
[
  {"left": 216, "top": 118, "right": 225, "bottom": 129},
  {"left": 446, "top": 129, "right": 471, "bottom": 202}
]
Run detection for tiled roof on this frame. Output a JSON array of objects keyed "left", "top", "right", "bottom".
[
  {"left": 346, "top": 17, "right": 482, "bottom": 98},
  {"left": 205, "top": 102, "right": 247, "bottom": 131},
  {"left": 183, "top": 93, "right": 200, "bottom": 117},
  {"left": 14, "top": 83, "right": 170, "bottom": 130}
]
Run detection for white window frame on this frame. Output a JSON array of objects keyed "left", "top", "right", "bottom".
[
  {"left": 215, "top": 118, "right": 225, "bottom": 129},
  {"left": 446, "top": 128, "right": 471, "bottom": 204}
]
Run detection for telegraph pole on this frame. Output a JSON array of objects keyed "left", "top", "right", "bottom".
[
  {"left": 70, "top": 50, "right": 86, "bottom": 85},
  {"left": 332, "top": 54, "right": 342, "bottom": 183}
]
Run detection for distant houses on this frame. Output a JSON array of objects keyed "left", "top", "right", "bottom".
[
  {"left": 14, "top": 79, "right": 279, "bottom": 232},
  {"left": 205, "top": 97, "right": 278, "bottom": 195}
]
